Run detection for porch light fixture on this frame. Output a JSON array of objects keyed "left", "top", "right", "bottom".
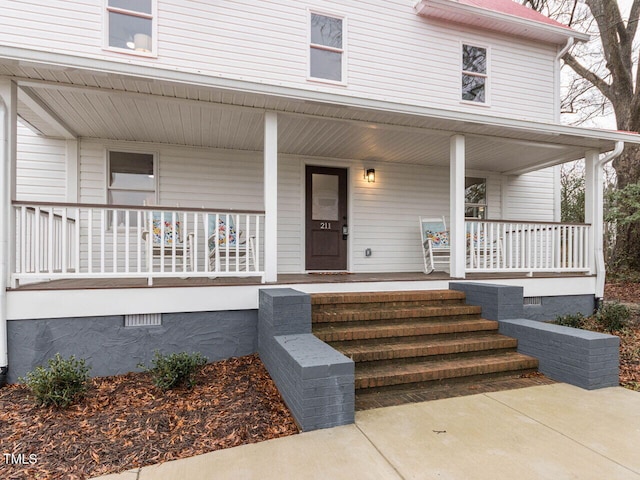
[{"left": 365, "top": 168, "right": 375, "bottom": 183}]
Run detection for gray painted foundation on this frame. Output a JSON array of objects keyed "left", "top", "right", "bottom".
[
  {"left": 523, "top": 294, "right": 596, "bottom": 321},
  {"left": 449, "top": 282, "right": 596, "bottom": 322},
  {"left": 258, "top": 288, "right": 354, "bottom": 431},
  {"left": 6, "top": 310, "right": 257, "bottom": 383},
  {"left": 499, "top": 319, "right": 620, "bottom": 389}
]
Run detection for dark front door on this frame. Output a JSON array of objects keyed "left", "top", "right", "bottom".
[{"left": 305, "top": 166, "right": 348, "bottom": 270}]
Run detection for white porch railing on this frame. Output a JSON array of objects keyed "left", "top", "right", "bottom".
[
  {"left": 13, "top": 202, "right": 265, "bottom": 284},
  {"left": 465, "top": 220, "right": 591, "bottom": 273}
]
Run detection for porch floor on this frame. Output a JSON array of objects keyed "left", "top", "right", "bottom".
[{"left": 11, "top": 271, "right": 592, "bottom": 291}]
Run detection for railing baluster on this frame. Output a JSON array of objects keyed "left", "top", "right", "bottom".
[
  {"left": 125, "top": 210, "right": 130, "bottom": 274},
  {"left": 159, "top": 210, "right": 165, "bottom": 273},
  {"left": 245, "top": 214, "right": 250, "bottom": 272},
  {"left": 193, "top": 213, "right": 199, "bottom": 273},
  {"left": 87, "top": 209, "right": 93, "bottom": 273},
  {"left": 147, "top": 210, "right": 153, "bottom": 276},
  {"left": 100, "top": 209, "right": 106, "bottom": 273},
  {"left": 19, "top": 206, "right": 26, "bottom": 274},
  {"left": 112, "top": 208, "right": 118, "bottom": 273},
  {"left": 204, "top": 213, "right": 210, "bottom": 274},
  {"left": 215, "top": 214, "right": 220, "bottom": 272},
  {"left": 136, "top": 210, "right": 142, "bottom": 273},
  {"left": 34, "top": 207, "right": 41, "bottom": 273},
  {"left": 171, "top": 211, "right": 177, "bottom": 273},
  {"left": 74, "top": 208, "right": 80, "bottom": 273},
  {"left": 47, "top": 209, "right": 54, "bottom": 273},
  {"left": 255, "top": 214, "right": 260, "bottom": 272},
  {"left": 61, "top": 209, "right": 68, "bottom": 274},
  {"left": 235, "top": 214, "right": 240, "bottom": 273},
  {"left": 225, "top": 213, "right": 230, "bottom": 272}
]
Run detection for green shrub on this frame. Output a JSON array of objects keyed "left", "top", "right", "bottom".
[
  {"left": 20, "top": 354, "right": 90, "bottom": 408},
  {"left": 595, "top": 302, "right": 630, "bottom": 333},
  {"left": 140, "top": 351, "right": 207, "bottom": 390},
  {"left": 555, "top": 312, "right": 586, "bottom": 329}
]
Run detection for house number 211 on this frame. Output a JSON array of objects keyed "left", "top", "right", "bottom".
[{"left": 320, "top": 222, "right": 331, "bottom": 229}]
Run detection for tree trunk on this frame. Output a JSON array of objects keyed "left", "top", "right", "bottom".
[{"left": 611, "top": 144, "right": 640, "bottom": 271}]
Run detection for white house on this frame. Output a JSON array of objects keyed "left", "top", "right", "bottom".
[{"left": 0, "top": 0, "right": 638, "bottom": 385}]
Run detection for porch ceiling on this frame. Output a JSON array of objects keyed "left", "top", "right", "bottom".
[{"left": 2, "top": 59, "right": 636, "bottom": 174}]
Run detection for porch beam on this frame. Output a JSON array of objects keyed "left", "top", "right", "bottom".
[
  {"left": 450, "top": 134, "right": 466, "bottom": 278},
  {"left": 18, "top": 86, "right": 77, "bottom": 139},
  {"left": 264, "top": 111, "right": 278, "bottom": 282},
  {"left": 502, "top": 150, "right": 600, "bottom": 176}
]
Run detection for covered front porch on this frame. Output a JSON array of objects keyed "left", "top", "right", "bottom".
[{"left": 0, "top": 61, "right": 634, "bottom": 298}]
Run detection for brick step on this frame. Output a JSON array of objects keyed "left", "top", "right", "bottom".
[
  {"left": 313, "top": 318, "right": 499, "bottom": 342},
  {"left": 311, "top": 290, "right": 467, "bottom": 311},
  {"left": 332, "top": 334, "right": 518, "bottom": 363},
  {"left": 312, "top": 304, "right": 482, "bottom": 324},
  {"left": 354, "top": 351, "right": 539, "bottom": 390},
  {"left": 355, "top": 371, "right": 552, "bottom": 411}
]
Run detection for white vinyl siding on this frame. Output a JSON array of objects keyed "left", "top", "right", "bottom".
[
  {"left": 0, "top": 0, "right": 557, "bottom": 122},
  {"left": 504, "top": 168, "right": 556, "bottom": 222},
  {"left": 16, "top": 123, "right": 67, "bottom": 202}
]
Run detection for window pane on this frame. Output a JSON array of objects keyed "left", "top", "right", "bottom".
[
  {"left": 110, "top": 152, "right": 154, "bottom": 189},
  {"left": 465, "top": 206, "right": 487, "bottom": 219},
  {"left": 462, "top": 45, "right": 486, "bottom": 74},
  {"left": 310, "top": 48, "right": 342, "bottom": 81},
  {"left": 109, "top": 190, "right": 155, "bottom": 207},
  {"left": 109, "top": 0, "right": 152, "bottom": 14},
  {"left": 311, "top": 14, "right": 342, "bottom": 48},
  {"left": 312, "top": 174, "right": 339, "bottom": 221},
  {"left": 465, "top": 177, "right": 486, "bottom": 204},
  {"left": 109, "top": 11, "right": 152, "bottom": 50},
  {"left": 462, "top": 74, "right": 485, "bottom": 102}
]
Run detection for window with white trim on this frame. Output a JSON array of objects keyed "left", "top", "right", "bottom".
[
  {"left": 108, "top": 151, "right": 156, "bottom": 227},
  {"left": 465, "top": 177, "right": 487, "bottom": 219},
  {"left": 106, "top": 0, "right": 155, "bottom": 54},
  {"left": 309, "top": 12, "right": 344, "bottom": 82},
  {"left": 462, "top": 44, "right": 488, "bottom": 103}
]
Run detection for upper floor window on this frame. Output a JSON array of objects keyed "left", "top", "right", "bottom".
[
  {"left": 106, "top": 0, "right": 155, "bottom": 55},
  {"left": 462, "top": 44, "right": 488, "bottom": 104},
  {"left": 309, "top": 12, "right": 344, "bottom": 83}
]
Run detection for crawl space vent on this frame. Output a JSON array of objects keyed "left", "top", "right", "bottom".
[
  {"left": 125, "top": 313, "right": 162, "bottom": 327},
  {"left": 523, "top": 297, "right": 542, "bottom": 306}
]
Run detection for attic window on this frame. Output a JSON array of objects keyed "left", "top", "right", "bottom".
[
  {"left": 462, "top": 44, "right": 488, "bottom": 104},
  {"left": 106, "top": 0, "right": 156, "bottom": 55}
]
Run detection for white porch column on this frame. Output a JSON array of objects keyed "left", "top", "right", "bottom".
[
  {"left": 0, "top": 78, "right": 17, "bottom": 378},
  {"left": 450, "top": 134, "right": 466, "bottom": 278},
  {"left": 584, "top": 149, "right": 603, "bottom": 293},
  {"left": 263, "top": 111, "right": 278, "bottom": 282},
  {"left": 584, "top": 150, "right": 603, "bottom": 275}
]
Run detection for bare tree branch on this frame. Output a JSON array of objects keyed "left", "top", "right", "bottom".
[
  {"left": 626, "top": 0, "right": 640, "bottom": 40},
  {"left": 563, "top": 52, "right": 613, "bottom": 100}
]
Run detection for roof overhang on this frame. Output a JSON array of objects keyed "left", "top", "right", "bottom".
[
  {"left": 1, "top": 47, "right": 637, "bottom": 176},
  {"left": 414, "top": 0, "right": 590, "bottom": 45}
]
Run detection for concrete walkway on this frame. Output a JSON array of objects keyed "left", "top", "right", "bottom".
[{"left": 95, "top": 383, "right": 640, "bottom": 480}]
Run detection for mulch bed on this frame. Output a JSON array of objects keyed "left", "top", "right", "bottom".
[
  {"left": 0, "top": 354, "right": 299, "bottom": 479},
  {"left": 602, "top": 282, "right": 640, "bottom": 390}
]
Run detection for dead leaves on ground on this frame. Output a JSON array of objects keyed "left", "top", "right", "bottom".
[{"left": 0, "top": 354, "right": 299, "bottom": 479}]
